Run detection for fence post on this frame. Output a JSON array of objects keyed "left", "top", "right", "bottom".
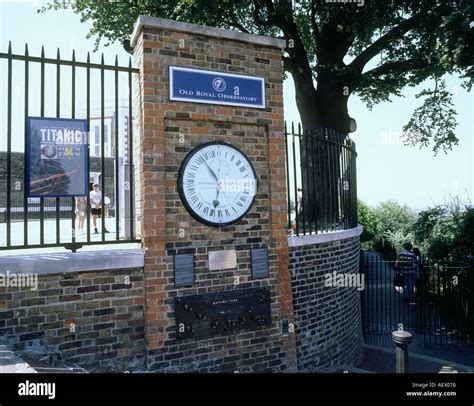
[{"left": 392, "top": 330, "right": 412, "bottom": 373}]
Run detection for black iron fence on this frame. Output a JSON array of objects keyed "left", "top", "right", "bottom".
[
  {"left": 361, "top": 252, "right": 473, "bottom": 346},
  {"left": 285, "top": 123, "right": 358, "bottom": 235},
  {"left": 0, "top": 43, "right": 139, "bottom": 251}
]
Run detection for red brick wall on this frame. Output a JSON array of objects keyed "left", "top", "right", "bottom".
[{"left": 134, "top": 24, "right": 296, "bottom": 371}]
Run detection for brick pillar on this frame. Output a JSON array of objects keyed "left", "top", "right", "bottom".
[{"left": 132, "top": 16, "right": 296, "bottom": 372}]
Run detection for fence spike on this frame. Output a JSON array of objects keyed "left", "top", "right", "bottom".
[
  {"left": 8, "top": 41, "right": 11, "bottom": 54},
  {"left": 101, "top": 53, "right": 104, "bottom": 64},
  {"left": 24, "top": 43, "right": 28, "bottom": 56},
  {"left": 41, "top": 45, "right": 44, "bottom": 58},
  {"left": 86, "top": 51, "right": 90, "bottom": 63},
  {"left": 129, "top": 56, "right": 132, "bottom": 68},
  {"left": 72, "top": 49, "right": 76, "bottom": 62},
  {"left": 56, "top": 48, "right": 60, "bottom": 59},
  {"left": 291, "top": 121, "right": 294, "bottom": 134},
  {"left": 115, "top": 55, "right": 118, "bottom": 66}
]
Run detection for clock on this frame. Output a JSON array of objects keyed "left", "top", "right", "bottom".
[{"left": 177, "top": 141, "right": 258, "bottom": 227}]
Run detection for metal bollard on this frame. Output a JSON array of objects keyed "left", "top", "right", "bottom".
[{"left": 392, "top": 330, "right": 413, "bottom": 373}]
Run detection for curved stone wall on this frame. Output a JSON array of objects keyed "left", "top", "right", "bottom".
[{"left": 289, "top": 231, "right": 363, "bottom": 372}]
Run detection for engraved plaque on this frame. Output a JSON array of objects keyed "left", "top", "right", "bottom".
[
  {"left": 251, "top": 248, "right": 269, "bottom": 279},
  {"left": 174, "top": 254, "right": 194, "bottom": 287},
  {"left": 174, "top": 287, "right": 271, "bottom": 339},
  {"left": 208, "top": 250, "right": 237, "bottom": 271}
]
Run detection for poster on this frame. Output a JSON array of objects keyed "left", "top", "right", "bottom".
[{"left": 26, "top": 117, "right": 89, "bottom": 197}]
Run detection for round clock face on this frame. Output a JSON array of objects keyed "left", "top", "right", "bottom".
[{"left": 177, "top": 141, "right": 258, "bottom": 227}]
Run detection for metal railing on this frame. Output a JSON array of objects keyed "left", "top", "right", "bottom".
[
  {"left": 361, "top": 252, "right": 473, "bottom": 346},
  {"left": 0, "top": 43, "right": 140, "bottom": 252},
  {"left": 285, "top": 123, "right": 358, "bottom": 235}
]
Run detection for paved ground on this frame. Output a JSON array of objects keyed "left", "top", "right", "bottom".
[
  {"left": 0, "top": 344, "right": 36, "bottom": 373},
  {"left": 0, "top": 217, "right": 124, "bottom": 248},
  {"left": 356, "top": 344, "right": 473, "bottom": 373}
]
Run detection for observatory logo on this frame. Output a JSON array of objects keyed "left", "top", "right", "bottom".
[{"left": 212, "top": 77, "right": 227, "bottom": 92}]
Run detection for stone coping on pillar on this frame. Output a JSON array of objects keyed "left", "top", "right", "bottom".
[
  {"left": 288, "top": 224, "right": 363, "bottom": 247},
  {"left": 0, "top": 249, "right": 144, "bottom": 274},
  {"left": 130, "top": 15, "right": 287, "bottom": 49}
]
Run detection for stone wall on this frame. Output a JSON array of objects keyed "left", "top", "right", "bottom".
[
  {"left": 132, "top": 17, "right": 297, "bottom": 372},
  {"left": 289, "top": 234, "right": 363, "bottom": 372},
  {"left": 0, "top": 266, "right": 145, "bottom": 370}
]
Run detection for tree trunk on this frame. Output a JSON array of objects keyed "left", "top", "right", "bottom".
[{"left": 290, "top": 69, "right": 351, "bottom": 233}]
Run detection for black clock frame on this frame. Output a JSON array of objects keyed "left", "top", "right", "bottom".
[{"left": 177, "top": 140, "right": 258, "bottom": 228}]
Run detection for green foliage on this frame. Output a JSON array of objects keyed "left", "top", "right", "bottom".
[
  {"left": 40, "top": 0, "right": 474, "bottom": 153},
  {"left": 402, "top": 79, "right": 459, "bottom": 155},
  {"left": 373, "top": 199, "right": 416, "bottom": 239},
  {"left": 357, "top": 199, "right": 416, "bottom": 258},
  {"left": 412, "top": 196, "right": 473, "bottom": 260},
  {"left": 383, "top": 229, "right": 415, "bottom": 254},
  {"left": 412, "top": 206, "right": 446, "bottom": 242},
  {"left": 357, "top": 199, "right": 377, "bottom": 242}
]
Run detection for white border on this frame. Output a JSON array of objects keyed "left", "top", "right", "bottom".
[{"left": 169, "top": 66, "right": 266, "bottom": 109}]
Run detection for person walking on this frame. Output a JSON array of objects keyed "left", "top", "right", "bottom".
[
  {"left": 104, "top": 193, "right": 111, "bottom": 218},
  {"left": 412, "top": 247, "right": 422, "bottom": 299},
  {"left": 75, "top": 196, "right": 87, "bottom": 234},
  {"left": 395, "top": 242, "right": 417, "bottom": 302},
  {"left": 89, "top": 183, "right": 109, "bottom": 234}
]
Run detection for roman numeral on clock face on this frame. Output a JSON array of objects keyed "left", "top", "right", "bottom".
[{"left": 178, "top": 142, "right": 257, "bottom": 227}]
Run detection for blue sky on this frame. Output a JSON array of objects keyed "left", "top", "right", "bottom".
[{"left": 1, "top": 1, "right": 472, "bottom": 211}]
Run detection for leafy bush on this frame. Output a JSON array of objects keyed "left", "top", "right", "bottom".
[
  {"left": 412, "top": 196, "right": 473, "bottom": 260},
  {"left": 373, "top": 200, "right": 417, "bottom": 240},
  {"left": 357, "top": 199, "right": 377, "bottom": 243}
]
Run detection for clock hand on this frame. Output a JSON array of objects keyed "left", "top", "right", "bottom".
[
  {"left": 203, "top": 160, "right": 218, "bottom": 182},
  {"left": 214, "top": 182, "right": 221, "bottom": 207}
]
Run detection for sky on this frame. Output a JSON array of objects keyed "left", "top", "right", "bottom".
[{"left": 1, "top": 0, "right": 473, "bottom": 212}]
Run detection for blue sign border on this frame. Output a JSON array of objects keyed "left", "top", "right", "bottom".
[
  {"left": 26, "top": 116, "right": 89, "bottom": 198},
  {"left": 169, "top": 66, "right": 266, "bottom": 109}
]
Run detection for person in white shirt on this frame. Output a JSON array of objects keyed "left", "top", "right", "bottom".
[
  {"left": 89, "top": 183, "right": 109, "bottom": 234},
  {"left": 104, "top": 193, "right": 111, "bottom": 218}
]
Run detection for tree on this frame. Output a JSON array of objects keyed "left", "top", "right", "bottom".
[
  {"left": 411, "top": 196, "right": 473, "bottom": 259},
  {"left": 42, "top": 0, "right": 473, "bottom": 153},
  {"left": 373, "top": 199, "right": 416, "bottom": 236},
  {"left": 357, "top": 199, "right": 377, "bottom": 242}
]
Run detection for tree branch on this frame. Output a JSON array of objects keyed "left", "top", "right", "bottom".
[
  {"left": 310, "top": 0, "right": 321, "bottom": 61},
  {"left": 349, "top": 11, "right": 426, "bottom": 73},
  {"left": 283, "top": 56, "right": 298, "bottom": 73},
  {"left": 360, "top": 58, "right": 428, "bottom": 80}
]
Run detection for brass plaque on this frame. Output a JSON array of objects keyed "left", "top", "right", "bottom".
[{"left": 208, "top": 250, "right": 237, "bottom": 271}]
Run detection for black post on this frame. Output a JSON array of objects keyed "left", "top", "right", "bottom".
[
  {"left": 56, "top": 48, "right": 61, "bottom": 245},
  {"left": 128, "top": 57, "right": 135, "bottom": 239},
  {"left": 71, "top": 50, "right": 76, "bottom": 246},
  {"left": 100, "top": 53, "right": 106, "bottom": 241},
  {"left": 114, "top": 55, "right": 120, "bottom": 241},
  {"left": 23, "top": 43, "right": 29, "bottom": 246},
  {"left": 284, "top": 122, "right": 291, "bottom": 231},
  {"left": 6, "top": 42, "right": 12, "bottom": 247},
  {"left": 39, "top": 46, "right": 45, "bottom": 245}
]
